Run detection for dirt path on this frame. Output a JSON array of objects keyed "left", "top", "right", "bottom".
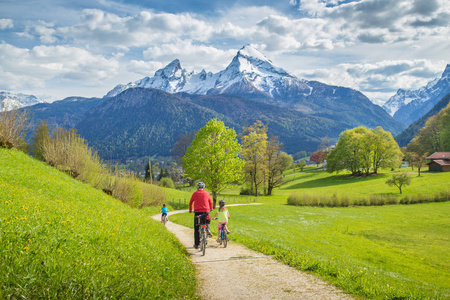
[{"left": 152, "top": 205, "right": 354, "bottom": 300}]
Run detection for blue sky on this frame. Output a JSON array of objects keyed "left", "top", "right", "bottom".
[{"left": 0, "top": 0, "right": 449, "bottom": 104}]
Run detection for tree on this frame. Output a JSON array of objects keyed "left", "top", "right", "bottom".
[
  {"left": 183, "top": 118, "right": 244, "bottom": 208},
  {"left": 0, "top": 102, "right": 29, "bottom": 151},
  {"left": 265, "top": 136, "right": 293, "bottom": 195},
  {"left": 293, "top": 151, "right": 307, "bottom": 161},
  {"left": 297, "top": 160, "right": 306, "bottom": 172},
  {"left": 310, "top": 150, "right": 327, "bottom": 167},
  {"left": 411, "top": 152, "right": 429, "bottom": 176},
  {"left": 144, "top": 158, "right": 154, "bottom": 183},
  {"left": 171, "top": 132, "right": 196, "bottom": 164},
  {"left": 385, "top": 173, "right": 412, "bottom": 194},
  {"left": 371, "top": 127, "right": 403, "bottom": 173},
  {"left": 32, "top": 120, "right": 50, "bottom": 160},
  {"left": 407, "top": 102, "right": 450, "bottom": 154},
  {"left": 327, "top": 126, "right": 402, "bottom": 175},
  {"left": 239, "top": 121, "right": 268, "bottom": 197}
]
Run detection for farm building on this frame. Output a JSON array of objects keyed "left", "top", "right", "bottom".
[{"left": 426, "top": 152, "right": 450, "bottom": 172}]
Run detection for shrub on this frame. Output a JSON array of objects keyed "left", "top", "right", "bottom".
[
  {"left": 140, "top": 183, "right": 167, "bottom": 208},
  {"left": 288, "top": 190, "right": 449, "bottom": 208},
  {"left": 0, "top": 103, "right": 29, "bottom": 151},
  {"left": 159, "top": 177, "right": 175, "bottom": 189}
]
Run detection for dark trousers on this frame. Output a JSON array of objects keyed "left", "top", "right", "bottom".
[{"left": 194, "top": 212, "right": 210, "bottom": 246}]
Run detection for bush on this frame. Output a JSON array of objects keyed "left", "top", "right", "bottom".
[
  {"left": 288, "top": 190, "right": 449, "bottom": 208},
  {"left": 159, "top": 177, "right": 175, "bottom": 189},
  {"left": 0, "top": 103, "right": 29, "bottom": 151}
]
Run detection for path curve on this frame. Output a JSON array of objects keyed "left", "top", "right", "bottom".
[{"left": 152, "top": 204, "right": 354, "bottom": 300}]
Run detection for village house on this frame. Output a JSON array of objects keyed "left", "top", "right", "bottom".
[{"left": 426, "top": 152, "right": 450, "bottom": 172}]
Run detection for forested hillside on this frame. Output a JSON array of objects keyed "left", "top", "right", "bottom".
[{"left": 396, "top": 93, "right": 450, "bottom": 147}]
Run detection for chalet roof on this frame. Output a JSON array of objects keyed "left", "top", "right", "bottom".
[
  {"left": 427, "top": 159, "right": 450, "bottom": 166},
  {"left": 426, "top": 152, "right": 450, "bottom": 160}
]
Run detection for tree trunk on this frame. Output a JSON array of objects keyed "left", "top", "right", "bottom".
[{"left": 212, "top": 190, "right": 217, "bottom": 209}]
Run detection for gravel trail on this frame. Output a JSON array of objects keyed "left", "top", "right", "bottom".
[{"left": 152, "top": 205, "right": 354, "bottom": 300}]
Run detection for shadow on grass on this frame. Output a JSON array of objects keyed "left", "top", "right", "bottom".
[{"left": 284, "top": 173, "right": 390, "bottom": 190}]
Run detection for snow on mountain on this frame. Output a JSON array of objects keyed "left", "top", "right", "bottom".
[
  {"left": 383, "top": 64, "right": 450, "bottom": 125},
  {"left": 0, "top": 91, "right": 46, "bottom": 110},
  {"left": 105, "top": 45, "right": 310, "bottom": 100}
]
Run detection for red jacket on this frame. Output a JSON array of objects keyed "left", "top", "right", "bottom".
[{"left": 189, "top": 189, "right": 213, "bottom": 213}]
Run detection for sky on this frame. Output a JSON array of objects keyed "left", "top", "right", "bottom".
[{"left": 0, "top": 0, "right": 449, "bottom": 105}]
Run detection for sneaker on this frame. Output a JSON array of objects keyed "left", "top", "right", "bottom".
[
  {"left": 193, "top": 244, "right": 199, "bottom": 249},
  {"left": 216, "top": 239, "right": 221, "bottom": 243},
  {"left": 207, "top": 230, "right": 213, "bottom": 238}
]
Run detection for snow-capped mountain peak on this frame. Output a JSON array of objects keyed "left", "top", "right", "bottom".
[
  {"left": 382, "top": 64, "right": 450, "bottom": 125},
  {"left": 0, "top": 91, "right": 46, "bottom": 110},
  {"left": 105, "top": 45, "right": 297, "bottom": 98},
  {"left": 154, "top": 59, "right": 182, "bottom": 79},
  {"left": 231, "top": 45, "right": 291, "bottom": 77}
]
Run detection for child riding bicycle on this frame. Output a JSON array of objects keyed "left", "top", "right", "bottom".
[
  {"left": 160, "top": 203, "right": 168, "bottom": 222},
  {"left": 213, "top": 200, "right": 230, "bottom": 243}
]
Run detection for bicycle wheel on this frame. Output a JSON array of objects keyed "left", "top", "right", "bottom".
[
  {"left": 201, "top": 231, "right": 207, "bottom": 256},
  {"left": 199, "top": 229, "right": 204, "bottom": 252},
  {"left": 163, "top": 216, "right": 167, "bottom": 225},
  {"left": 222, "top": 231, "right": 228, "bottom": 248}
]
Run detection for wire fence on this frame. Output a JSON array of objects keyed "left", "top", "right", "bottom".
[{"left": 171, "top": 196, "right": 257, "bottom": 209}]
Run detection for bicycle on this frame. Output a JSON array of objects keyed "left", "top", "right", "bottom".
[
  {"left": 196, "top": 213, "right": 209, "bottom": 256},
  {"left": 215, "top": 218, "right": 229, "bottom": 248},
  {"left": 162, "top": 214, "right": 168, "bottom": 225}
]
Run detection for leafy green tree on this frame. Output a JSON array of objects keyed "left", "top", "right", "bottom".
[
  {"left": 408, "top": 102, "right": 450, "bottom": 154},
  {"left": 386, "top": 173, "right": 412, "bottom": 194},
  {"left": 327, "top": 126, "right": 402, "bottom": 175},
  {"left": 371, "top": 127, "right": 403, "bottom": 173},
  {"left": 293, "top": 151, "right": 307, "bottom": 160},
  {"left": 239, "top": 121, "right": 268, "bottom": 196},
  {"left": 297, "top": 160, "right": 306, "bottom": 171},
  {"left": 183, "top": 118, "right": 244, "bottom": 207}
]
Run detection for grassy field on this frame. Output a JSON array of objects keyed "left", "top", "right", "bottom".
[
  {"left": 170, "top": 167, "right": 450, "bottom": 300},
  {"left": 0, "top": 148, "right": 196, "bottom": 299}
]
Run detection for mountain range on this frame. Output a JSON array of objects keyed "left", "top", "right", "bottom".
[
  {"left": 0, "top": 91, "right": 46, "bottom": 110},
  {"left": 383, "top": 64, "right": 450, "bottom": 126},
  {"left": 21, "top": 45, "right": 410, "bottom": 160}
]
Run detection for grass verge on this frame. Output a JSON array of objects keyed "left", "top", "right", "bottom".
[{"left": 0, "top": 148, "right": 196, "bottom": 299}]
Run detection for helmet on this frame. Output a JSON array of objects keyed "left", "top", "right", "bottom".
[
  {"left": 197, "top": 182, "right": 205, "bottom": 189},
  {"left": 219, "top": 200, "right": 225, "bottom": 206}
]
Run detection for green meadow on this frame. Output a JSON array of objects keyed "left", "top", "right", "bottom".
[
  {"left": 171, "top": 167, "right": 450, "bottom": 299},
  {"left": 0, "top": 148, "right": 196, "bottom": 299},
  {"left": 2, "top": 146, "right": 449, "bottom": 299}
]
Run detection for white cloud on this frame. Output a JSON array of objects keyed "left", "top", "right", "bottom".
[
  {"left": 39, "top": 9, "right": 214, "bottom": 49},
  {"left": 0, "top": 43, "right": 119, "bottom": 91},
  {"left": 0, "top": 19, "right": 13, "bottom": 30},
  {"left": 127, "top": 60, "right": 164, "bottom": 76},
  {"left": 295, "top": 59, "right": 446, "bottom": 103},
  {"left": 143, "top": 40, "right": 236, "bottom": 72}
]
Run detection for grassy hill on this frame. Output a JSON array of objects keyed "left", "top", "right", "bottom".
[{"left": 0, "top": 148, "right": 196, "bottom": 299}]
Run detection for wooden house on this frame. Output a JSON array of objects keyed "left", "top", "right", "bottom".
[{"left": 426, "top": 152, "right": 450, "bottom": 172}]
